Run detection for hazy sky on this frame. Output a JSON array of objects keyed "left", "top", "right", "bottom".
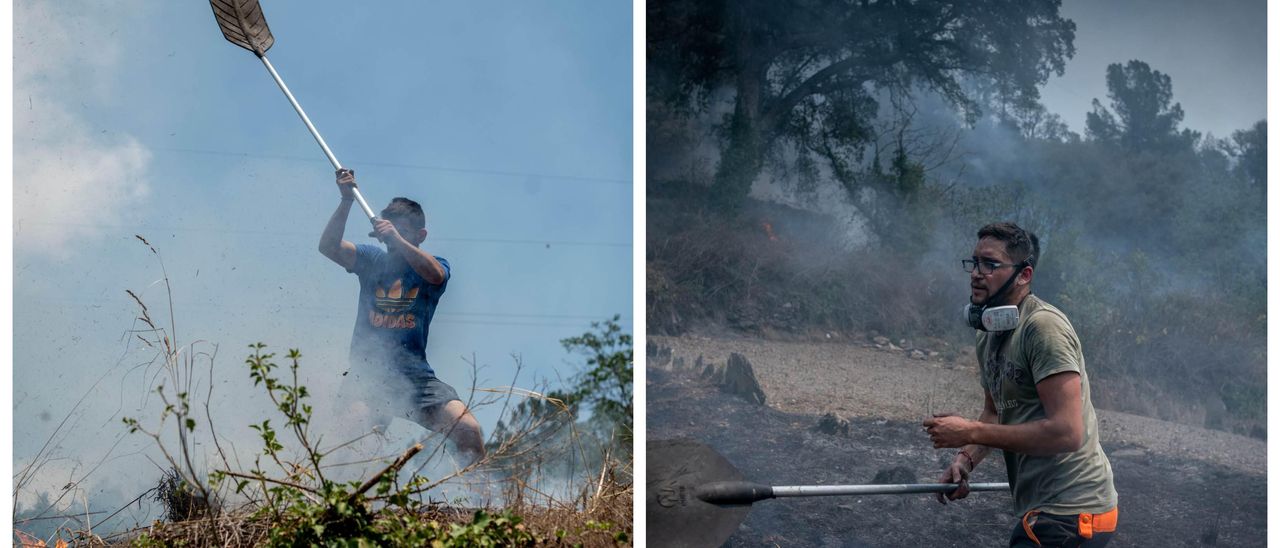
[
  {"left": 12, "top": 0, "right": 630, "bottom": 518},
  {"left": 1039, "top": 0, "right": 1267, "bottom": 139}
]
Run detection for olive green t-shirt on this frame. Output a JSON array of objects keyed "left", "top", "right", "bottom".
[{"left": 976, "top": 294, "right": 1117, "bottom": 516}]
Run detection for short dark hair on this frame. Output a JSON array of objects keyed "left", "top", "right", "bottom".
[
  {"left": 381, "top": 197, "right": 425, "bottom": 230},
  {"left": 977, "top": 222, "right": 1038, "bottom": 268}
]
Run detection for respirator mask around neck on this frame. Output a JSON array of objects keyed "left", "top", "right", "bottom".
[{"left": 964, "top": 261, "right": 1027, "bottom": 332}]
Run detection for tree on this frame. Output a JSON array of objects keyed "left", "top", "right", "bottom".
[
  {"left": 1085, "top": 60, "right": 1199, "bottom": 152},
  {"left": 559, "top": 315, "right": 633, "bottom": 441},
  {"left": 1230, "top": 120, "right": 1266, "bottom": 195},
  {"left": 486, "top": 317, "right": 633, "bottom": 482},
  {"left": 649, "top": 0, "right": 1076, "bottom": 209},
  {"left": 865, "top": 145, "right": 938, "bottom": 260},
  {"left": 1001, "top": 101, "right": 1079, "bottom": 143}
]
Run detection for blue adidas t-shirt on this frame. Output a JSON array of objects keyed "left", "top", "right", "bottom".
[{"left": 347, "top": 243, "right": 449, "bottom": 375}]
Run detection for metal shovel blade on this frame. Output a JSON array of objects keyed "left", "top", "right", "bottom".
[
  {"left": 648, "top": 439, "right": 751, "bottom": 548},
  {"left": 649, "top": 439, "right": 1011, "bottom": 547},
  {"left": 210, "top": 0, "right": 275, "bottom": 57},
  {"left": 206, "top": 0, "right": 379, "bottom": 223}
]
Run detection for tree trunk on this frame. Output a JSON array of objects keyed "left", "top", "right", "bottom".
[
  {"left": 710, "top": 1, "right": 766, "bottom": 211},
  {"left": 711, "top": 103, "right": 764, "bottom": 210}
]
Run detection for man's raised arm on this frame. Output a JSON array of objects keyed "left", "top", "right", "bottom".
[
  {"left": 369, "top": 218, "right": 447, "bottom": 285},
  {"left": 319, "top": 168, "right": 359, "bottom": 271}
]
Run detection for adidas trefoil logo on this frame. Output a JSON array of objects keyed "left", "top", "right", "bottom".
[{"left": 373, "top": 279, "right": 420, "bottom": 313}]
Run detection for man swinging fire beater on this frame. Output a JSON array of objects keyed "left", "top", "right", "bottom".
[
  {"left": 319, "top": 168, "right": 485, "bottom": 465},
  {"left": 924, "top": 222, "right": 1118, "bottom": 546}
]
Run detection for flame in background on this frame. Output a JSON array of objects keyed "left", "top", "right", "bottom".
[{"left": 762, "top": 221, "right": 779, "bottom": 241}]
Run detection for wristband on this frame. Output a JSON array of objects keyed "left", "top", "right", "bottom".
[{"left": 957, "top": 449, "right": 975, "bottom": 469}]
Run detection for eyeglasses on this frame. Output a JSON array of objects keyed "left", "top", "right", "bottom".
[{"left": 961, "top": 259, "right": 1020, "bottom": 275}]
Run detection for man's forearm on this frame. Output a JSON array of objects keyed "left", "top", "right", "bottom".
[
  {"left": 969, "top": 417, "right": 1081, "bottom": 456},
  {"left": 395, "top": 241, "right": 446, "bottom": 285},
  {"left": 319, "top": 199, "right": 353, "bottom": 255},
  {"left": 960, "top": 407, "right": 999, "bottom": 467}
]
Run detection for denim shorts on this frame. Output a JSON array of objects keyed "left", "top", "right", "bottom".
[{"left": 339, "top": 361, "right": 461, "bottom": 419}]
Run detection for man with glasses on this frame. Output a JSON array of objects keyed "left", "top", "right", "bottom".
[{"left": 923, "top": 222, "right": 1118, "bottom": 546}]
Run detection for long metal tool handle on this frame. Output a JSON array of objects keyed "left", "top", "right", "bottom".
[
  {"left": 258, "top": 54, "right": 378, "bottom": 224},
  {"left": 772, "top": 482, "right": 1009, "bottom": 497},
  {"left": 697, "top": 480, "right": 1009, "bottom": 505}
]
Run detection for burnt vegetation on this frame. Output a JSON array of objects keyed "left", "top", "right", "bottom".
[{"left": 648, "top": 0, "right": 1265, "bottom": 438}]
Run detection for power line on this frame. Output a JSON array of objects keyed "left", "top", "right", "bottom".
[
  {"left": 14, "top": 221, "right": 631, "bottom": 248},
  {"left": 19, "top": 295, "right": 632, "bottom": 328},
  {"left": 438, "top": 319, "right": 631, "bottom": 329},
  {"left": 432, "top": 237, "right": 628, "bottom": 248},
  {"left": 151, "top": 146, "right": 632, "bottom": 186},
  {"left": 445, "top": 311, "right": 622, "bottom": 320}
]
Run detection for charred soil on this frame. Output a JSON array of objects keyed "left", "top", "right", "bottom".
[{"left": 647, "top": 335, "right": 1266, "bottom": 547}]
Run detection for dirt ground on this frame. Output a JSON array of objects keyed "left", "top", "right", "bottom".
[{"left": 647, "top": 334, "right": 1266, "bottom": 547}]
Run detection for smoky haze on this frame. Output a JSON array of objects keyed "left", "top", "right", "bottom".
[
  {"left": 646, "top": 0, "right": 1265, "bottom": 544},
  {"left": 12, "top": 0, "right": 633, "bottom": 538},
  {"left": 644, "top": 0, "right": 1267, "bottom": 498}
]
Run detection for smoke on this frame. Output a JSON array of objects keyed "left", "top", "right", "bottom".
[
  {"left": 648, "top": 35, "right": 1265, "bottom": 432},
  {"left": 13, "top": 2, "right": 634, "bottom": 538},
  {"left": 12, "top": 312, "right": 497, "bottom": 535},
  {"left": 647, "top": 86, "right": 733, "bottom": 188},
  {"left": 11, "top": 175, "right": 565, "bottom": 535},
  {"left": 10, "top": 223, "right": 494, "bottom": 535},
  {"left": 13, "top": 0, "right": 152, "bottom": 258}
]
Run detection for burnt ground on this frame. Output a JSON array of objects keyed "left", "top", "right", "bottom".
[{"left": 646, "top": 338, "right": 1266, "bottom": 547}]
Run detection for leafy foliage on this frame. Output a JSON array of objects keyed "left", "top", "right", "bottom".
[
  {"left": 486, "top": 318, "right": 634, "bottom": 493},
  {"left": 1086, "top": 60, "right": 1199, "bottom": 153},
  {"left": 1230, "top": 120, "right": 1267, "bottom": 193},
  {"left": 121, "top": 344, "right": 553, "bottom": 546},
  {"left": 649, "top": 0, "right": 1077, "bottom": 208},
  {"left": 559, "top": 316, "right": 634, "bottom": 441}
]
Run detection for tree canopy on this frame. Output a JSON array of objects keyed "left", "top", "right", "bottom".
[
  {"left": 1231, "top": 120, "right": 1267, "bottom": 194},
  {"left": 649, "top": 0, "right": 1076, "bottom": 209},
  {"left": 485, "top": 317, "right": 633, "bottom": 483},
  {"left": 558, "top": 315, "right": 633, "bottom": 437},
  {"left": 1085, "top": 60, "right": 1199, "bottom": 153}
]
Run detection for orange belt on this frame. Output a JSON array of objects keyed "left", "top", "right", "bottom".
[
  {"left": 1021, "top": 507, "right": 1118, "bottom": 544},
  {"left": 1078, "top": 506, "right": 1119, "bottom": 538}
]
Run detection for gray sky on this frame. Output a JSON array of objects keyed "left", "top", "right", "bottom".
[{"left": 1039, "top": 0, "right": 1267, "bottom": 139}]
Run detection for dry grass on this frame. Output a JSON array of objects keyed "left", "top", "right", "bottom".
[
  {"left": 96, "top": 474, "right": 632, "bottom": 547},
  {"left": 93, "top": 380, "right": 635, "bottom": 547}
]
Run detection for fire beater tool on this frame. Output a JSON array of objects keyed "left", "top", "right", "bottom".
[
  {"left": 648, "top": 439, "right": 1010, "bottom": 547},
  {"left": 208, "top": 0, "right": 379, "bottom": 225}
]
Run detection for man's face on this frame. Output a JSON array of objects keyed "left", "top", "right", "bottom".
[{"left": 970, "top": 237, "right": 1017, "bottom": 306}]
